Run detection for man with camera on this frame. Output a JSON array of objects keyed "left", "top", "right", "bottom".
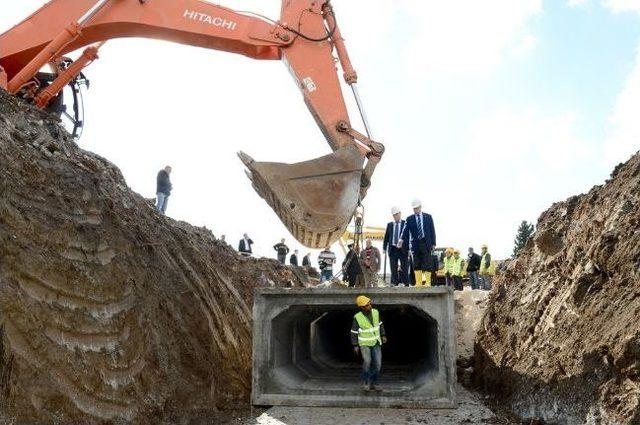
[{"left": 318, "top": 246, "right": 336, "bottom": 282}]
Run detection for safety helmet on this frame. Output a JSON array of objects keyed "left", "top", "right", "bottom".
[
  {"left": 391, "top": 206, "right": 400, "bottom": 215},
  {"left": 481, "top": 244, "right": 488, "bottom": 249},
  {"left": 445, "top": 247, "right": 453, "bottom": 254},
  {"left": 454, "top": 249, "right": 460, "bottom": 255},
  {"left": 411, "top": 199, "right": 422, "bottom": 208},
  {"left": 356, "top": 295, "right": 371, "bottom": 307}
]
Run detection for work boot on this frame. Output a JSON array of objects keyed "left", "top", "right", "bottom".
[
  {"left": 371, "top": 384, "right": 382, "bottom": 391},
  {"left": 362, "top": 383, "right": 371, "bottom": 391}
]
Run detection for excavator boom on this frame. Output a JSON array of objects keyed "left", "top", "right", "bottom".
[{"left": 0, "top": 0, "right": 383, "bottom": 248}]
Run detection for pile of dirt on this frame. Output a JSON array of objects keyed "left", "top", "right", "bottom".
[
  {"left": 474, "top": 153, "right": 640, "bottom": 424},
  {"left": 0, "top": 90, "right": 308, "bottom": 423}
]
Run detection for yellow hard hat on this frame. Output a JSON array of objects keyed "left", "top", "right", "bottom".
[
  {"left": 445, "top": 247, "right": 453, "bottom": 254},
  {"left": 356, "top": 295, "right": 371, "bottom": 307},
  {"left": 481, "top": 244, "right": 488, "bottom": 249},
  {"left": 454, "top": 249, "right": 460, "bottom": 255}
]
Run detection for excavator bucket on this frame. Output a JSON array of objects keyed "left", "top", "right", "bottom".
[{"left": 239, "top": 145, "right": 364, "bottom": 249}]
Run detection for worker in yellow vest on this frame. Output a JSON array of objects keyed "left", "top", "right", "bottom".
[
  {"left": 351, "top": 295, "right": 387, "bottom": 392},
  {"left": 443, "top": 248, "right": 455, "bottom": 287},
  {"left": 479, "top": 244, "right": 492, "bottom": 290},
  {"left": 452, "top": 249, "right": 464, "bottom": 291}
]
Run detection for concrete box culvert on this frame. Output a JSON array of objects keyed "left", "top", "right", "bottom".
[{"left": 252, "top": 287, "right": 457, "bottom": 408}]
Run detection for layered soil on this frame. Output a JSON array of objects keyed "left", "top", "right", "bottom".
[
  {"left": 0, "top": 90, "right": 307, "bottom": 423},
  {"left": 475, "top": 153, "right": 640, "bottom": 424}
]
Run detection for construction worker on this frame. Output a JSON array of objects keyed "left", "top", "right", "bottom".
[
  {"left": 443, "top": 248, "right": 454, "bottom": 287},
  {"left": 383, "top": 207, "right": 409, "bottom": 286},
  {"left": 467, "top": 247, "right": 481, "bottom": 290},
  {"left": 359, "top": 239, "right": 381, "bottom": 288},
  {"left": 273, "top": 238, "right": 289, "bottom": 264},
  {"left": 351, "top": 295, "right": 386, "bottom": 392},
  {"left": 155, "top": 165, "right": 172, "bottom": 214},
  {"left": 479, "top": 244, "right": 492, "bottom": 290},
  {"left": 400, "top": 199, "right": 436, "bottom": 286},
  {"left": 452, "top": 249, "right": 464, "bottom": 291}
]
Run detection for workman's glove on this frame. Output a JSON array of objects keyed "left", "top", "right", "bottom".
[
  {"left": 353, "top": 346, "right": 360, "bottom": 355},
  {"left": 382, "top": 336, "right": 387, "bottom": 344}
]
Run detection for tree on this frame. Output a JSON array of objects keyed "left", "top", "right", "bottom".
[{"left": 513, "top": 220, "right": 535, "bottom": 257}]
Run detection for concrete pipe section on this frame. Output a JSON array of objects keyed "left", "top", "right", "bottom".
[{"left": 252, "top": 287, "right": 457, "bottom": 408}]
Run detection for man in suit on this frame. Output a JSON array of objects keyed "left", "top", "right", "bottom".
[
  {"left": 401, "top": 199, "right": 436, "bottom": 286},
  {"left": 383, "top": 207, "right": 409, "bottom": 286},
  {"left": 238, "top": 233, "right": 253, "bottom": 256}
]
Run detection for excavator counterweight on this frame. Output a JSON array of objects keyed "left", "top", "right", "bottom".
[{"left": 0, "top": 0, "right": 383, "bottom": 248}]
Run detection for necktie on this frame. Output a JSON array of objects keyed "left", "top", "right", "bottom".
[
  {"left": 393, "top": 221, "right": 399, "bottom": 245},
  {"left": 417, "top": 214, "right": 424, "bottom": 239}
]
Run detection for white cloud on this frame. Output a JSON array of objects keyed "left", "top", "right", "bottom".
[
  {"left": 567, "top": 0, "right": 588, "bottom": 7},
  {"left": 605, "top": 0, "right": 640, "bottom": 13},
  {"left": 402, "top": 0, "right": 542, "bottom": 76},
  {"left": 600, "top": 2, "right": 640, "bottom": 166},
  {"left": 603, "top": 45, "right": 640, "bottom": 165},
  {"left": 449, "top": 108, "right": 593, "bottom": 257},
  {"left": 465, "top": 109, "right": 589, "bottom": 170}
]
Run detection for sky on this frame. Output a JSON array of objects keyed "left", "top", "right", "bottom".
[{"left": 2, "top": 0, "right": 639, "bottom": 266}]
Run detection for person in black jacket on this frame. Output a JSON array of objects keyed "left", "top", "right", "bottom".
[
  {"left": 238, "top": 233, "right": 253, "bottom": 256},
  {"left": 467, "top": 247, "right": 481, "bottom": 289},
  {"left": 290, "top": 250, "right": 299, "bottom": 266},
  {"left": 302, "top": 253, "right": 311, "bottom": 267},
  {"left": 155, "top": 166, "right": 172, "bottom": 214},
  {"left": 383, "top": 207, "right": 409, "bottom": 286},
  {"left": 401, "top": 199, "right": 436, "bottom": 286},
  {"left": 273, "top": 238, "right": 289, "bottom": 264},
  {"left": 342, "top": 243, "right": 362, "bottom": 287}
]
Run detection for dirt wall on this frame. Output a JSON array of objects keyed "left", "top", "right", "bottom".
[
  {"left": 474, "top": 153, "right": 640, "bottom": 424},
  {"left": 0, "top": 90, "right": 306, "bottom": 423}
]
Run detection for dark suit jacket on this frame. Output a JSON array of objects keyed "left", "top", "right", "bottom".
[
  {"left": 383, "top": 220, "right": 408, "bottom": 254},
  {"left": 402, "top": 213, "right": 436, "bottom": 252},
  {"left": 238, "top": 238, "right": 253, "bottom": 253}
]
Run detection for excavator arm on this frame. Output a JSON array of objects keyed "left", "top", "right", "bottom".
[{"left": 0, "top": 0, "right": 384, "bottom": 248}]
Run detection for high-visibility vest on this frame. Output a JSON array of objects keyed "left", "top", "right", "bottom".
[
  {"left": 354, "top": 309, "right": 382, "bottom": 347},
  {"left": 481, "top": 252, "right": 491, "bottom": 273},
  {"left": 452, "top": 256, "right": 463, "bottom": 276},
  {"left": 443, "top": 256, "right": 454, "bottom": 274}
]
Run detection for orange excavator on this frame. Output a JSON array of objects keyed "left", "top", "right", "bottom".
[{"left": 0, "top": 0, "right": 384, "bottom": 248}]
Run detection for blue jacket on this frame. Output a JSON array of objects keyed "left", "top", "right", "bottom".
[{"left": 402, "top": 213, "right": 436, "bottom": 252}]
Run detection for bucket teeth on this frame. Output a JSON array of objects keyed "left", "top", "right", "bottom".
[
  {"left": 237, "top": 151, "right": 254, "bottom": 167},
  {"left": 237, "top": 145, "right": 365, "bottom": 248}
]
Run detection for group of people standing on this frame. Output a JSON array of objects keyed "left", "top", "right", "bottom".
[
  {"left": 381, "top": 199, "right": 493, "bottom": 290},
  {"left": 381, "top": 199, "right": 436, "bottom": 286},
  {"left": 341, "top": 198, "right": 435, "bottom": 288}
]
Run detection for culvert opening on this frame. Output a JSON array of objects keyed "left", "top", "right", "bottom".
[{"left": 269, "top": 304, "right": 438, "bottom": 393}]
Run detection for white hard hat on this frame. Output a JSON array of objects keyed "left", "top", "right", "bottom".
[
  {"left": 411, "top": 199, "right": 422, "bottom": 208},
  {"left": 391, "top": 206, "right": 400, "bottom": 215}
]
